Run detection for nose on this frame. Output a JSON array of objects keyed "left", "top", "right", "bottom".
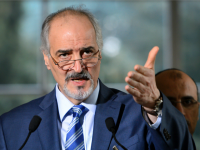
[
  {"left": 73, "top": 59, "right": 84, "bottom": 73},
  {"left": 176, "top": 103, "right": 186, "bottom": 116}
]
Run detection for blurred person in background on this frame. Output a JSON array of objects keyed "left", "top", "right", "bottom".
[{"left": 156, "top": 68, "right": 200, "bottom": 135}]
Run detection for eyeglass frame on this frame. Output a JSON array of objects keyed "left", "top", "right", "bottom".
[
  {"left": 169, "top": 98, "right": 199, "bottom": 108},
  {"left": 49, "top": 49, "right": 101, "bottom": 71}
]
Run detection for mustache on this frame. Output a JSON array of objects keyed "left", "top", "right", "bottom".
[{"left": 65, "top": 70, "right": 92, "bottom": 81}]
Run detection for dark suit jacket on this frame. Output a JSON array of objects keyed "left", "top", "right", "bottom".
[{"left": 0, "top": 80, "right": 195, "bottom": 150}]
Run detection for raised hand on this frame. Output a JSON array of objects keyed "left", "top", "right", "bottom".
[{"left": 125, "top": 46, "right": 160, "bottom": 110}]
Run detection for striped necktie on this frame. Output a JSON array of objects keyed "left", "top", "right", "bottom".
[{"left": 65, "top": 105, "right": 88, "bottom": 150}]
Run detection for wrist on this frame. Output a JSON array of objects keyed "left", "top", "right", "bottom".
[{"left": 142, "top": 95, "right": 163, "bottom": 116}]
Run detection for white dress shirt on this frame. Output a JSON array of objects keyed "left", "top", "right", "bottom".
[
  {"left": 56, "top": 81, "right": 162, "bottom": 150},
  {"left": 56, "top": 82, "right": 99, "bottom": 150}
]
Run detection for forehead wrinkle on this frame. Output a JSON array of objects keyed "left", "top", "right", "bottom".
[
  {"left": 66, "top": 39, "right": 95, "bottom": 52},
  {"left": 49, "top": 29, "right": 95, "bottom": 52},
  {"left": 49, "top": 14, "right": 97, "bottom": 56},
  {"left": 69, "top": 32, "right": 96, "bottom": 50}
]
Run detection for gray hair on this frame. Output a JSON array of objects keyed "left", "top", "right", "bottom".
[{"left": 40, "top": 6, "right": 103, "bottom": 55}]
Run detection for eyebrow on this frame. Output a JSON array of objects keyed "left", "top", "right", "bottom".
[
  {"left": 55, "top": 46, "right": 96, "bottom": 56},
  {"left": 80, "top": 46, "right": 96, "bottom": 51},
  {"left": 181, "top": 96, "right": 197, "bottom": 101},
  {"left": 55, "top": 49, "right": 73, "bottom": 56},
  {"left": 167, "top": 96, "right": 197, "bottom": 101}
]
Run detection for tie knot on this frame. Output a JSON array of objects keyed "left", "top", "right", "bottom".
[{"left": 72, "top": 105, "right": 87, "bottom": 118}]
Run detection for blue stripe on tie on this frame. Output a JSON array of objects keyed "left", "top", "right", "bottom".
[
  {"left": 66, "top": 117, "right": 79, "bottom": 134},
  {"left": 74, "top": 141, "right": 84, "bottom": 150},
  {"left": 65, "top": 105, "right": 88, "bottom": 150},
  {"left": 65, "top": 127, "right": 83, "bottom": 148}
]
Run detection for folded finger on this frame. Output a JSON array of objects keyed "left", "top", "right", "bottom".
[
  {"left": 125, "top": 85, "right": 141, "bottom": 97},
  {"left": 134, "top": 65, "right": 154, "bottom": 77},
  {"left": 127, "top": 71, "right": 147, "bottom": 85},
  {"left": 125, "top": 76, "right": 146, "bottom": 93}
]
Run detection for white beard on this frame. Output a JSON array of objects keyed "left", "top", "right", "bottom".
[
  {"left": 63, "top": 79, "right": 94, "bottom": 101},
  {"left": 63, "top": 70, "right": 94, "bottom": 101}
]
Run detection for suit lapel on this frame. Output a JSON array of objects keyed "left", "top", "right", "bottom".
[
  {"left": 91, "top": 80, "right": 123, "bottom": 150},
  {"left": 34, "top": 81, "right": 124, "bottom": 150},
  {"left": 37, "top": 89, "right": 61, "bottom": 150}
]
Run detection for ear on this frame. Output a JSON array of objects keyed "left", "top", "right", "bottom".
[{"left": 43, "top": 52, "right": 51, "bottom": 70}]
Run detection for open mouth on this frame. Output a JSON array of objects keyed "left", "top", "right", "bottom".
[
  {"left": 69, "top": 77, "right": 90, "bottom": 87},
  {"left": 71, "top": 77, "right": 89, "bottom": 82}
]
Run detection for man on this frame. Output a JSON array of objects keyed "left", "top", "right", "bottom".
[
  {"left": 156, "top": 68, "right": 200, "bottom": 135},
  {"left": 0, "top": 6, "right": 194, "bottom": 150}
]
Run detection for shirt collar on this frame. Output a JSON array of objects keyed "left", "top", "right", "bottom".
[{"left": 56, "top": 80, "right": 99, "bottom": 122}]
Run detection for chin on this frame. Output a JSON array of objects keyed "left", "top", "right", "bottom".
[{"left": 64, "top": 79, "right": 94, "bottom": 101}]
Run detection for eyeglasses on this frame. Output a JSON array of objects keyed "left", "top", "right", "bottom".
[
  {"left": 50, "top": 50, "right": 101, "bottom": 71},
  {"left": 169, "top": 98, "right": 198, "bottom": 108}
]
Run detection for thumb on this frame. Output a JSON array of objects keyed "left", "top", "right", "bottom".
[{"left": 144, "top": 46, "right": 159, "bottom": 70}]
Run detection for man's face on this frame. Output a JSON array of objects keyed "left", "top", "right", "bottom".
[
  {"left": 43, "top": 15, "right": 101, "bottom": 104},
  {"left": 156, "top": 71, "right": 200, "bottom": 135}
]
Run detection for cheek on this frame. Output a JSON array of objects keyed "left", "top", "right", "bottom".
[
  {"left": 50, "top": 64, "right": 66, "bottom": 84},
  {"left": 87, "top": 65, "right": 100, "bottom": 87},
  {"left": 187, "top": 107, "right": 199, "bottom": 122},
  {"left": 90, "top": 65, "right": 100, "bottom": 80},
  {"left": 192, "top": 108, "right": 199, "bottom": 120}
]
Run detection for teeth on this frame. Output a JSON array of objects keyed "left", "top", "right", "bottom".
[{"left": 73, "top": 79, "right": 82, "bottom": 82}]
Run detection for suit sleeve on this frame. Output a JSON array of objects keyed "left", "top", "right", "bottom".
[
  {"left": 146, "top": 92, "right": 196, "bottom": 150},
  {"left": 0, "top": 117, "right": 7, "bottom": 150}
]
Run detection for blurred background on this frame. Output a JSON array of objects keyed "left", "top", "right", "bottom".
[{"left": 0, "top": 0, "right": 200, "bottom": 148}]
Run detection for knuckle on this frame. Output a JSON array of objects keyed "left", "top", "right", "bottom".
[
  {"left": 131, "top": 72, "right": 135, "bottom": 78},
  {"left": 138, "top": 74, "right": 142, "bottom": 81},
  {"left": 145, "top": 81, "right": 150, "bottom": 86},
  {"left": 149, "top": 69, "right": 155, "bottom": 76},
  {"left": 137, "top": 82, "right": 142, "bottom": 87}
]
